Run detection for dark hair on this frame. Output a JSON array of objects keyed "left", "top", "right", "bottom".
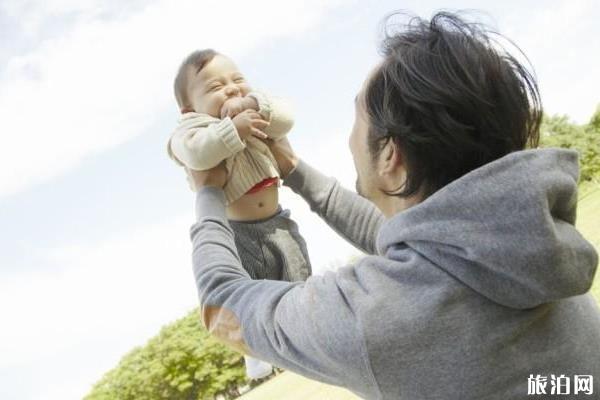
[
  {"left": 364, "top": 10, "right": 542, "bottom": 199},
  {"left": 174, "top": 49, "right": 219, "bottom": 112}
]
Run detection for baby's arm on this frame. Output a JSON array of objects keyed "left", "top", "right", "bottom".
[
  {"left": 246, "top": 90, "right": 294, "bottom": 140},
  {"left": 168, "top": 115, "right": 246, "bottom": 171}
]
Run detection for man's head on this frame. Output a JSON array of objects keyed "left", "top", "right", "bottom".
[
  {"left": 173, "top": 49, "right": 251, "bottom": 117},
  {"left": 349, "top": 11, "right": 542, "bottom": 216}
]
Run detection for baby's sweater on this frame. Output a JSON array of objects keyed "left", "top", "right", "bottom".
[{"left": 167, "top": 91, "right": 293, "bottom": 204}]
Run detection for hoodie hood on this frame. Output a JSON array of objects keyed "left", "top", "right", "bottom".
[{"left": 376, "top": 147, "right": 598, "bottom": 309}]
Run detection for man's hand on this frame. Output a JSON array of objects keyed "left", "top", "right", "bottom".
[
  {"left": 232, "top": 109, "right": 269, "bottom": 141},
  {"left": 187, "top": 162, "right": 227, "bottom": 190},
  {"left": 220, "top": 96, "right": 259, "bottom": 119},
  {"left": 260, "top": 136, "right": 299, "bottom": 179}
]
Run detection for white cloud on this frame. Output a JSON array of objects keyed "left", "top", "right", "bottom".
[
  {"left": 0, "top": 0, "right": 343, "bottom": 198},
  {"left": 0, "top": 0, "right": 106, "bottom": 35}
]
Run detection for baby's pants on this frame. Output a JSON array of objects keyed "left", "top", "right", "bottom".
[
  {"left": 229, "top": 206, "right": 312, "bottom": 282},
  {"left": 230, "top": 205, "right": 312, "bottom": 377}
]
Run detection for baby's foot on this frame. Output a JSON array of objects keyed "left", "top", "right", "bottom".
[{"left": 243, "top": 355, "right": 273, "bottom": 380}]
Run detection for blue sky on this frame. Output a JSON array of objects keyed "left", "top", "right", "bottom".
[{"left": 1, "top": 0, "right": 599, "bottom": 398}]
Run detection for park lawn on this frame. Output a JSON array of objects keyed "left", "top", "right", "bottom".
[{"left": 238, "top": 183, "right": 600, "bottom": 400}]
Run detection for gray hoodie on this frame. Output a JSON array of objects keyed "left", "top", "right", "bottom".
[{"left": 190, "top": 147, "right": 600, "bottom": 399}]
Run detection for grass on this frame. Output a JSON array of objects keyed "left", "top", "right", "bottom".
[{"left": 237, "top": 182, "right": 600, "bottom": 400}]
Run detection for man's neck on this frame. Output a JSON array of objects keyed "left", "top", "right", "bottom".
[{"left": 378, "top": 191, "right": 424, "bottom": 218}]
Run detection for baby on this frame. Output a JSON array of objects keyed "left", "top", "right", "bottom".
[{"left": 167, "top": 49, "right": 312, "bottom": 380}]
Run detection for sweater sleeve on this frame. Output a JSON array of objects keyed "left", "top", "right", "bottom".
[
  {"left": 168, "top": 116, "right": 246, "bottom": 171},
  {"left": 282, "top": 159, "right": 386, "bottom": 255},
  {"left": 246, "top": 90, "right": 294, "bottom": 140},
  {"left": 189, "top": 186, "right": 378, "bottom": 399}
]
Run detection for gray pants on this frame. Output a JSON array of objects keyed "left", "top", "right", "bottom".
[{"left": 229, "top": 206, "right": 312, "bottom": 282}]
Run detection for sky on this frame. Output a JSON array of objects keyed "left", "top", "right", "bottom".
[{"left": 0, "top": 0, "right": 599, "bottom": 399}]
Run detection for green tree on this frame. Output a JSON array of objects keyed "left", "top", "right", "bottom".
[
  {"left": 84, "top": 308, "right": 258, "bottom": 400},
  {"left": 587, "top": 103, "right": 600, "bottom": 133},
  {"left": 539, "top": 112, "right": 600, "bottom": 184}
]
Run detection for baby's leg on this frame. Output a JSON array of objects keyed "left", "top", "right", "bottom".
[
  {"left": 229, "top": 207, "right": 312, "bottom": 379},
  {"left": 259, "top": 207, "right": 312, "bottom": 282},
  {"left": 229, "top": 216, "right": 284, "bottom": 380}
]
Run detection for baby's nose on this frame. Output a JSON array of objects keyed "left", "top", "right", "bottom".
[{"left": 225, "top": 85, "right": 240, "bottom": 96}]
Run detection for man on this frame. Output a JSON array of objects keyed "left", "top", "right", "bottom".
[{"left": 185, "top": 11, "right": 600, "bottom": 399}]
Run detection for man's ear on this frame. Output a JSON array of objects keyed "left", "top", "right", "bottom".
[{"left": 377, "top": 138, "right": 401, "bottom": 177}]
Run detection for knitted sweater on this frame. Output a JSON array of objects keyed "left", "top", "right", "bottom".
[{"left": 167, "top": 90, "right": 293, "bottom": 204}]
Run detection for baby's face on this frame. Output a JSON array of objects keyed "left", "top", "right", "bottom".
[{"left": 186, "top": 54, "right": 251, "bottom": 118}]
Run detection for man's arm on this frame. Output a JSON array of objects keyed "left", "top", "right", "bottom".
[
  {"left": 190, "top": 186, "right": 379, "bottom": 399},
  {"left": 282, "top": 159, "right": 385, "bottom": 255},
  {"left": 168, "top": 116, "right": 245, "bottom": 171}
]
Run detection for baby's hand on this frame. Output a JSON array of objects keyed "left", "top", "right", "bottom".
[
  {"left": 220, "top": 96, "right": 259, "bottom": 119},
  {"left": 232, "top": 109, "right": 269, "bottom": 141}
]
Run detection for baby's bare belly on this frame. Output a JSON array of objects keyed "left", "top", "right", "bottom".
[{"left": 226, "top": 184, "right": 279, "bottom": 221}]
